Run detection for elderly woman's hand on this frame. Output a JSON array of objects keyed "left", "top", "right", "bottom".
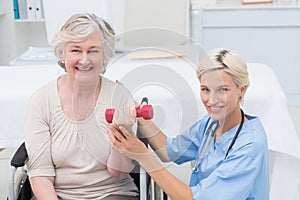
[{"left": 112, "top": 107, "right": 136, "bottom": 131}]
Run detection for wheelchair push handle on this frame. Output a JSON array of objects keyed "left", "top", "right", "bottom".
[{"left": 105, "top": 97, "right": 153, "bottom": 123}]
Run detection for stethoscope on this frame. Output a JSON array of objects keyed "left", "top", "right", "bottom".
[{"left": 192, "top": 109, "right": 245, "bottom": 172}]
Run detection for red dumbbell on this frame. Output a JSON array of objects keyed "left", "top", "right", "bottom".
[{"left": 105, "top": 104, "right": 153, "bottom": 123}]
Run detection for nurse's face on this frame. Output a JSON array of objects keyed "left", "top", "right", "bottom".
[
  {"left": 200, "top": 69, "right": 245, "bottom": 122},
  {"left": 63, "top": 31, "right": 104, "bottom": 84}
]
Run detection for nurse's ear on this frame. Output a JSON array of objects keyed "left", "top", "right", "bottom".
[{"left": 239, "top": 85, "right": 248, "bottom": 100}]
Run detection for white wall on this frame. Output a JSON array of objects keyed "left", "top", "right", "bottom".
[{"left": 194, "top": 6, "right": 300, "bottom": 106}]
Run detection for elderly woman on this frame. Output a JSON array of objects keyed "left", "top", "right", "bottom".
[
  {"left": 25, "top": 13, "right": 139, "bottom": 200},
  {"left": 110, "top": 48, "right": 270, "bottom": 200}
]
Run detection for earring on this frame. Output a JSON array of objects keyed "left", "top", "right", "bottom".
[{"left": 58, "top": 60, "right": 66, "bottom": 71}]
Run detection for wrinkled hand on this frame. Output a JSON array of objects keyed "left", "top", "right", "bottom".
[{"left": 112, "top": 107, "right": 136, "bottom": 131}]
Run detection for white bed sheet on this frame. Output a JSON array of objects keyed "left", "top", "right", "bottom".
[
  {"left": 244, "top": 63, "right": 300, "bottom": 159},
  {"left": 0, "top": 65, "right": 65, "bottom": 148}
]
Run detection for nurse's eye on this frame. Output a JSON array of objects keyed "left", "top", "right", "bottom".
[{"left": 219, "top": 87, "right": 228, "bottom": 92}]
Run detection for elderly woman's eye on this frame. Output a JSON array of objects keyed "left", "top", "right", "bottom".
[
  {"left": 201, "top": 88, "right": 209, "bottom": 92},
  {"left": 89, "top": 50, "right": 99, "bottom": 53}
]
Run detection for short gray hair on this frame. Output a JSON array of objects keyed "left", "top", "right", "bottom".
[
  {"left": 52, "top": 13, "right": 115, "bottom": 73},
  {"left": 196, "top": 48, "right": 249, "bottom": 88}
]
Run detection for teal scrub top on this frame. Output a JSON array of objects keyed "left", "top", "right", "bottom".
[{"left": 166, "top": 114, "right": 270, "bottom": 200}]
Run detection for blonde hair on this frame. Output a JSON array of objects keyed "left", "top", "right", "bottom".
[
  {"left": 52, "top": 13, "right": 115, "bottom": 73},
  {"left": 197, "top": 48, "right": 249, "bottom": 89}
]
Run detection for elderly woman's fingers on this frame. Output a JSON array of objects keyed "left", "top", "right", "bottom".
[
  {"left": 118, "top": 126, "right": 135, "bottom": 137},
  {"left": 112, "top": 107, "right": 137, "bottom": 130}
]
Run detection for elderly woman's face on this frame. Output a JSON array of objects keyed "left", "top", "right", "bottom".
[{"left": 63, "top": 31, "right": 104, "bottom": 83}]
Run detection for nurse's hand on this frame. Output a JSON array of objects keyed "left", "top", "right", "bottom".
[
  {"left": 109, "top": 125, "right": 148, "bottom": 157},
  {"left": 109, "top": 125, "right": 163, "bottom": 172}
]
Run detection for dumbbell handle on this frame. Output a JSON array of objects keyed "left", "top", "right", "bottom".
[{"left": 105, "top": 105, "right": 153, "bottom": 123}]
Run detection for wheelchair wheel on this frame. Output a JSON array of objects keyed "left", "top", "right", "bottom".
[
  {"left": 13, "top": 167, "right": 33, "bottom": 200},
  {"left": 14, "top": 167, "right": 27, "bottom": 198}
]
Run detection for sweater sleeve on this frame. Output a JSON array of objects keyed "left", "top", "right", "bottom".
[{"left": 25, "top": 85, "right": 55, "bottom": 178}]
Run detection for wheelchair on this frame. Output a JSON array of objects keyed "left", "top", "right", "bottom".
[
  {"left": 7, "top": 141, "right": 152, "bottom": 200},
  {"left": 7, "top": 142, "right": 32, "bottom": 200}
]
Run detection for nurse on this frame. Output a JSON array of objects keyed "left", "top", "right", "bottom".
[{"left": 109, "top": 48, "right": 270, "bottom": 199}]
